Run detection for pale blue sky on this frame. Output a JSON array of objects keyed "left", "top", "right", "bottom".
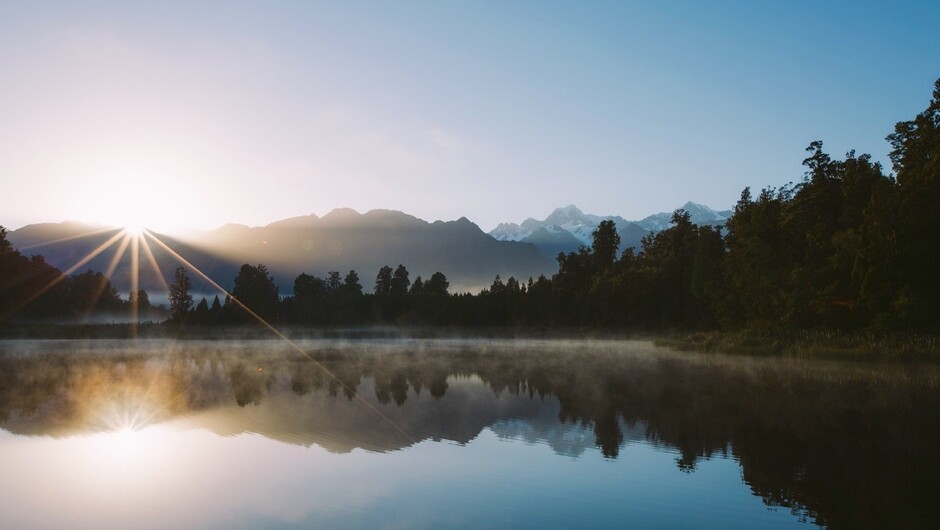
[{"left": 1, "top": 1, "right": 937, "bottom": 231}]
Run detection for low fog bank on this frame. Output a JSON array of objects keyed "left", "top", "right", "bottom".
[{"left": 0, "top": 322, "right": 667, "bottom": 342}]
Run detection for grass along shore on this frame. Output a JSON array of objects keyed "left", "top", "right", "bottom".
[{"left": 657, "top": 329, "right": 940, "bottom": 361}]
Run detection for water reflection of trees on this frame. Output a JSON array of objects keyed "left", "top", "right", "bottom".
[{"left": 1, "top": 341, "right": 938, "bottom": 529}]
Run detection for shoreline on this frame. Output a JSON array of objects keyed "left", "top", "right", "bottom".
[{"left": 656, "top": 329, "right": 940, "bottom": 362}]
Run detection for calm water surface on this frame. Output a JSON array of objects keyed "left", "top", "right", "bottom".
[{"left": 0, "top": 338, "right": 937, "bottom": 529}]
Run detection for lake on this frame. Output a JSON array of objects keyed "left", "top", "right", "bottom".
[{"left": 0, "top": 338, "right": 937, "bottom": 529}]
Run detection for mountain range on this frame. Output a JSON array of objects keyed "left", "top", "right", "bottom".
[
  {"left": 6, "top": 202, "right": 729, "bottom": 295},
  {"left": 7, "top": 210, "right": 551, "bottom": 295},
  {"left": 489, "top": 201, "right": 731, "bottom": 257}
]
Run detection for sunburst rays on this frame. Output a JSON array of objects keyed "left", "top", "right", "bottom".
[
  {"left": 4, "top": 229, "right": 129, "bottom": 321},
  {"left": 7, "top": 225, "right": 178, "bottom": 327},
  {"left": 18, "top": 226, "right": 120, "bottom": 251},
  {"left": 130, "top": 232, "right": 140, "bottom": 337},
  {"left": 138, "top": 232, "right": 169, "bottom": 292},
  {"left": 84, "top": 231, "right": 133, "bottom": 321}
]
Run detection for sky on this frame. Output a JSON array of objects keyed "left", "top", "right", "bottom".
[{"left": 1, "top": 0, "right": 938, "bottom": 232}]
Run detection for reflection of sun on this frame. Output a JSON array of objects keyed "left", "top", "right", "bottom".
[
  {"left": 104, "top": 426, "right": 152, "bottom": 460},
  {"left": 99, "top": 397, "right": 159, "bottom": 434}
]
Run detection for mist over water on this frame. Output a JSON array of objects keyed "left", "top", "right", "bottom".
[{"left": 1, "top": 338, "right": 937, "bottom": 529}]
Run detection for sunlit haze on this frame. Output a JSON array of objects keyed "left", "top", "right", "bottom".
[{"left": 1, "top": 1, "right": 938, "bottom": 232}]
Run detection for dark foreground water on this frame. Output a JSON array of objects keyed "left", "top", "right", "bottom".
[{"left": 0, "top": 338, "right": 937, "bottom": 529}]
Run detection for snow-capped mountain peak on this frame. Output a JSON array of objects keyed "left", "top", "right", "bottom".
[
  {"left": 679, "top": 201, "right": 726, "bottom": 221},
  {"left": 637, "top": 202, "right": 731, "bottom": 232},
  {"left": 489, "top": 201, "right": 730, "bottom": 257},
  {"left": 545, "top": 204, "right": 586, "bottom": 225},
  {"left": 490, "top": 222, "right": 528, "bottom": 242}
]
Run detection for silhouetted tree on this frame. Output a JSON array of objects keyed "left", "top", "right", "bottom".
[
  {"left": 0, "top": 226, "right": 11, "bottom": 254},
  {"left": 721, "top": 188, "right": 789, "bottom": 328},
  {"left": 0, "top": 227, "right": 67, "bottom": 321},
  {"left": 391, "top": 264, "right": 410, "bottom": 295},
  {"left": 326, "top": 271, "right": 342, "bottom": 291},
  {"left": 168, "top": 266, "right": 193, "bottom": 324},
  {"left": 210, "top": 295, "right": 223, "bottom": 324},
  {"left": 221, "top": 294, "right": 238, "bottom": 324},
  {"left": 129, "top": 289, "right": 155, "bottom": 321},
  {"left": 592, "top": 220, "right": 621, "bottom": 272},
  {"left": 193, "top": 297, "right": 210, "bottom": 325},
  {"left": 374, "top": 266, "right": 393, "bottom": 295},
  {"left": 232, "top": 264, "right": 279, "bottom": 322},
  {"left": 65, "top": 270, "right": 123, "bottom": 318},
  {"left": 425, "top": 272, "right": 449, "bottom": 296},
  {"left": 129, "top": 290, "right": 150, "bottom": 309},
  {"left": 887, "top": 79, "right": 940, "bottom": 330},
  {"left": 289, "top": 273, "right": 329, "bottom": 324},
  {"left": 343, "top": 270, "right": 362, "bottom": 295}
]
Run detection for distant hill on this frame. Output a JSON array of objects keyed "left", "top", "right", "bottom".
[
  {"left": 489, "top": 201, "right": 731, "bottom": 257},
  {"left": 8, "top": 210, "right": 555, "bottom": 295}
]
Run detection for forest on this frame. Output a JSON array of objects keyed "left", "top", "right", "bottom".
[{"left": 2, "top": 79, "right": 938, "bottom": 336}]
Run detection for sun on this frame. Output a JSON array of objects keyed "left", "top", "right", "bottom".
[{"left": 71, "top": 168, "right": 202, "bottom": 233}]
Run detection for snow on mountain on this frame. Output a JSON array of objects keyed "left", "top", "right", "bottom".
[
  {"left": 534, "top": 205, "right": 633, "bottom": 247},
  {"left": 636, "top": 201, "right": 730, "bottom": 231},
  {"left": 544, "top": 204, "right": 591, "bottom": 230},
  {"left": 490, "top": 222, "right": 528, "bottom": 242},
  {"left": 635, "top": 212, "right": 672, "bottom": 232},
  {"left": 489, "top": 201, "right": 730, "bottom": 258}
]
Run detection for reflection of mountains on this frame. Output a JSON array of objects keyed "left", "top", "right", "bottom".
[
  {"left": 1, "top": 339, "right": 939, "bottom": 529},
  {"left": 182, "top": 376, "right": 545, "bottom": 454},
  {"left": 490, "top": 409, "right": 650, "bottom": 459}
]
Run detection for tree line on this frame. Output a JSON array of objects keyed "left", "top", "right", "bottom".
[
  {"left": 2, "top": 78, "right": 938, "bottom": 333},
  {"left": 0, "top": 237, "right": 166, "bottom": 323}
]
